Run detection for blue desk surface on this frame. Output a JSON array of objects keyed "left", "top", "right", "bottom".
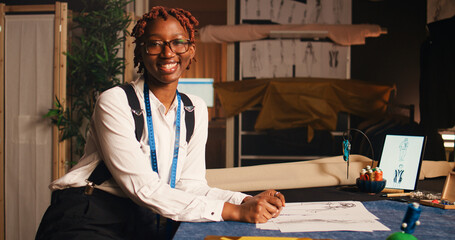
[{"left": 174, "top": 200, "right": 455, "bottom": 240}]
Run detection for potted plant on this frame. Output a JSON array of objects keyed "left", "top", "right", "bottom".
[{"left": 46, "top": 0, "right": 131, "bottom": 165}]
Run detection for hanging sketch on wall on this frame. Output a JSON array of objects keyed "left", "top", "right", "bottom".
[
  {"left": 294, "top": 41, "right": 348, "bottom": 79},
  {"left": 295, "top": 41, "right": 322, "bottom": 78},
  {"left": 276, "top": 0, "right": 306, "bottom": 24},
  {"left": 242, "top": 0, "right": 271, "bottom": 20},
  {"left": 240, "top": 0, "right": 351, "bottom": 80},
  {"left": 266, "top": 40, "right": 293, "bottom": 78},
  {"left": 242, "top": 40, "right": 349, "bottom": 79},
  {"left": 241, "top": 41, "right": 267, "bottom": 78},
  {"left": 322, "top": 42, "right": 348, "bottom": 78},
  {"left": 242, "top": 40, "right": 297, "bottom": 79},
  {"left": 241, "top": 0, "right": 351, "bottom": 24}
]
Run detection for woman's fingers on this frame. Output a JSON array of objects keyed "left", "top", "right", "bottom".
[
  {"left": 274, "top": 191, "right": 286, "bottom": 207},
  {"left": 238, "top": 190, "right": 288, "bottom": 223}
]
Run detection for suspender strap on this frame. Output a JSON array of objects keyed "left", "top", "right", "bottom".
[
  {"left": 87, "top": 161, "right": 111, "bottom": 186},
  {"left": 85, "top": 86, "right": 194, "bottom": 194},
  {"left": 119, "top": 84, "right": 144, "bottom": 142},
  {"left": 180, "top": 93, "right": 194, "bottom": 143},
  {"left": 86, "top": 84, "right": 144, "bottom": 191}
]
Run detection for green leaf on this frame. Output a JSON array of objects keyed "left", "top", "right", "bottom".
[{"left": 45, "top": 0, "right": 131, "bottom": 160}]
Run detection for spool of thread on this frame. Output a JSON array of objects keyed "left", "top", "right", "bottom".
[
  {"left": 360, "top": 169, "right": 367, "bottom": 180},
  {"left": 375, "top": 169, "right": 383, "bottom": 181},
  {"left": 401, "top": 203, "right": 421, "bottom": 234},
  {"left": 367, "top": 169, "right": 375, "bottom": 181},
  {"left": 386, "top": 203, "right": 421, "bottom": 240}
]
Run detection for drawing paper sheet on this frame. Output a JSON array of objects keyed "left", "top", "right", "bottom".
[
  {"left": 257, "top": 201, "right": 390, "bottom": 233},
  {"left": 241, "top": 0, "right": 352, "bottom": 25}
]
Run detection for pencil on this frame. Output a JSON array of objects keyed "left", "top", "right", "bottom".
[{"left": 385, "top": 193, "right": 411, "bottom": 197}]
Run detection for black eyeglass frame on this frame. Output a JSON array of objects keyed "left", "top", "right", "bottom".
[{"left": 140, "top": 39, "right": 192, "bottom": 55}]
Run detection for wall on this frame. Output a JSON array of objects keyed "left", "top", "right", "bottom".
[
  {"left": 151, "top": 0, "right": 428, "bottom": 123},
  {"left": 351, "top": 0, "right": 427, "bottom": 123},
  {"left": 148, "top": 0, "right": 227, "bottom": 27}
]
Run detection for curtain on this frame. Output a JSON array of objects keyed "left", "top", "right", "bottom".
[{"left": 5, "top": 15, "right": 54, "bottom": 240}]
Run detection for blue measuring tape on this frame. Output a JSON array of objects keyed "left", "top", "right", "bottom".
[{"left": 143, "top": 81, "right": 180, "bottom": 188}]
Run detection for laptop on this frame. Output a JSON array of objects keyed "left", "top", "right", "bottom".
[{"left": 377, "top": 134, "right": 426, "bottom": 191}]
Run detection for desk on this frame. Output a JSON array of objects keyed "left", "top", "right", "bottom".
[{"left": 174, "top": 178, "right": 454, "bottom": 240}]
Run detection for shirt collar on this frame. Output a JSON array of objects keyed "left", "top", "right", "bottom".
[{"left": 136, "top": 75, "right": 178, "bottom": 114}]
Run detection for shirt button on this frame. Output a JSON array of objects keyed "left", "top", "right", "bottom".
[{"left": 211, "top": 212, "right": 214, "bottom": 215}]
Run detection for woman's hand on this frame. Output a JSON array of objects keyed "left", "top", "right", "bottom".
[
  {"left": 222, "top": 190, "right": 285, "bottom": 223},
  {"left": 246, "top": 190, "right": 286, "bottom": 208}
]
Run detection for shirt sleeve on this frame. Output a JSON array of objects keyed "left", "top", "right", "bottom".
[
  {"left": 93, "top": 87, "right": 226, "bottom": 222},
  {"left": 174, "top": 94, "right": 249, "bottom": 205}
]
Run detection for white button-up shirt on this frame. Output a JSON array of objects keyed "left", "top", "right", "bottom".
[{"left": 50, "top": 77, "right": 248, "bottom": 222}]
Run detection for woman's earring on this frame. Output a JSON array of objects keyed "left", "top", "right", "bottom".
[{"left": 186, "top": 59, "right": 192, "bottom": 70}]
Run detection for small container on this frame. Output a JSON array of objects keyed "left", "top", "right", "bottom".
[
  {"left": 356, "top": 178, "right": 387, "bottom": 194},
  {"left": 420, "top": 172, "right": 455, "bottom": 209}
]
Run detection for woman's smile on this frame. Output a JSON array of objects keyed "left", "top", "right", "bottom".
[{"left": 158, "top": 61, "right": 179, "bottom": 73}]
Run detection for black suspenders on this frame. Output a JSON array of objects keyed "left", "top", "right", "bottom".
[{"left": 84, "top": 84, "right": 194, "bottom": 195}]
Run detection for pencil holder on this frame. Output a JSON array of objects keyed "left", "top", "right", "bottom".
[{"left": 356, "top": 178, "right": 386, "bottom": 194}]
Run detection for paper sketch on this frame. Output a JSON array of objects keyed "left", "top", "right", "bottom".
[
  {"left": 303, "top": 42, "right": 317, "bottom": 76},
  {"left": 257, "top": 201, "right": 390, "bottom": 233},
  {"left": 242, "top": 0, "right": 273, "bottom": 20},
  {"left": 277, "top": 0, "right": 295, "bottom": 24},
  {"left": 333, "top": 0, "right": 344, "bottom": 24},
  {"left": 313, "top": 0, "right": 324, "bottom": 23},
  {"left": 292, "top": 1, "right": 307, "bottom": 24},
  {"left": 309, "top": 0, "right": 352, "bottom": 24},
  {"left": 241, "top": 41, "right": 271, "bottom": 78},
  {"left": 322, "top": 42, "right": 348, "bottom": 79},
  {"left": 270, "top": 0, "right": 277, "bottom": 20},
  {"left": 240, "top": 0, "right": 352, "bottom": 80},
  {"left": 243, "top": 40, "right": 294, "bottom": 78},
  {"left": 295, "top": 41, "right": 321, "bottom": 78},
  {"left": 242, "top": 0, "right": 352, "bottom": 24},
  {"left": 329, "top": 45, "right": 339, "bottom": 68}
]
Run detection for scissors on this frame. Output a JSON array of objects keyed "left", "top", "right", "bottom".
[{"left": 342, "top": 139, "right": 351, "bottom": 179}]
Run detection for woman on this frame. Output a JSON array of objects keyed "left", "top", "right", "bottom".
[{"left": 36, "top": 6, "right": 285, "bottom": 240}]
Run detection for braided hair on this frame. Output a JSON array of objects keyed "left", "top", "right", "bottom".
[{"left": 131, "top": 6, "right": 199, "bottom": 73}]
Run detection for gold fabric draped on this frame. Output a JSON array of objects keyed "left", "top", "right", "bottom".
[
  {"left": 182, "top": 41, "right": 226, "bottom": 119},
  {"left": 214, "top": 78, "right": 396, "bottom": 140}
]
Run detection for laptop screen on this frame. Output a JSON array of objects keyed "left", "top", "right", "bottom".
[{"left": 378, "top": 135, "right": 426, "bottom": 191}]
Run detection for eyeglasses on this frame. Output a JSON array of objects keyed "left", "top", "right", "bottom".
[{"left": 141, "top": 39, "right": 192, "bottom": 55}]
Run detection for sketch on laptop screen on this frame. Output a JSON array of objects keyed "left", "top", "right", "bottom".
[{"left": 378, "top": 135, "right": 426, "bottom": 191}]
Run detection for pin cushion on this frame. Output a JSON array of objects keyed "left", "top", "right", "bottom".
[
  {"left": 386, "top": 232, "right": 418, "bottom": 240},
  {"left": 356, "top": 178, "right": 386, "bottom": 194}
]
